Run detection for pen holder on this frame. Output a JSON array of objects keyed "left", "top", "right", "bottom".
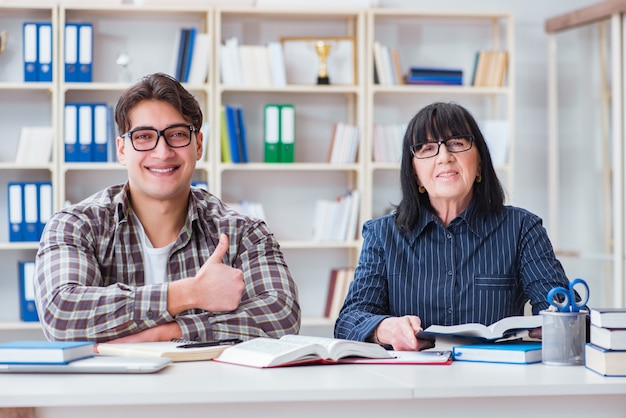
[{"left": 540, "top": 310, "right": 587, "bottom": 366}]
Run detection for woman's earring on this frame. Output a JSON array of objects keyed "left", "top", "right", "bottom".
[
  {"left": 476, "top": 174, "right": 482, "bottom": 183},
  {"left": 418, "top": 185, "right": 426, "bottom": 193}
]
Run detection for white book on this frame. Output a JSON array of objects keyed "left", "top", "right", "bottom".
[
  {"left": 267, "top": 41, "right": 287, "bottom": 87},
  {"left": 187, "top": 33, "right": 211, "bottom": 85},
  {"left": 15, "top": 126, "right": 53, "bottom": 164}
]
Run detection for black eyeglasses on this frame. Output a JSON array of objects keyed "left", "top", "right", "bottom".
[
  {"left": 409, "top": 135, "right": 474, "bottom": 159},
  {"left": 123, "top": 124, "right": 196, "bottom": 152}
]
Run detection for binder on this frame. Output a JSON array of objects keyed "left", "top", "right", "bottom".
[
  {"left": 37, "top": 23, "right": 53, "bottom": 82},
  {"left": 19, "top": 261, "right": 39, "bottom": 322},
  {"left": 22, "top": 183, "right": 39, "bottom": 242},
  {"left": 64, "top": 104, "right": 78, "bottom": 162},
  {"left": 225, "top": 105, "right": 241, "bottom": 163},
  {"left": 92, "top": 103, "right": 109, "bottom": 162},
  {"left": 22, "top": 22, "right": 38, "bottom": 82},
  {"left": 64, "top": 23, "right": 79, "bottom": 82},
  {"left": 37, "top": 182, "right": 53, "bottom": 239},
  {"left": 8, "top": 183, "right": 23, "bottom": 242},
  {"left": 175, "top": 28, "right": 190, "bottom": 81},
  {"left": 78, "top": 23, "right": 93, "bottom": 82},
  {"left": 279, "top": 104, "right": 295, "bottom": 163},
  {"left": 236, "top": 106, "right": 249, "bottom": 163},
  {"left": 78, "top": 103, "right": 93, "bottom": 162},
  {"left": 264, "top": 104, "right": 280, "bottom": 163},
  {"left": 219, "top": 106, "right": 232, "bottom": 163}
]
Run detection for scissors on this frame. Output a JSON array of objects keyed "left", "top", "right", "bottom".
[{"left": 546, "top": 278, "right": 590, "bottom": 312}]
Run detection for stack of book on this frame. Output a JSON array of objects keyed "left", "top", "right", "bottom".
[
  {"left": 471, "top": 50, "right": 508, "bottom": 87},
  {"left": 311, "top": 190, "right": 360, "bottom": 242},
  {"left": 324, "top": 267, "right": 355, "bottom": 319},
  {"left": 404, "top": 67, "right": 463, "bottom": 86},
  {"left": 585, "top": 308, "right": 626, "bottom": 376}
]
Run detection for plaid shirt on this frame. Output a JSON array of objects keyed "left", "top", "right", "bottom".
[{"left": 35, "top": 183, "right": 300, "bottom": 342}]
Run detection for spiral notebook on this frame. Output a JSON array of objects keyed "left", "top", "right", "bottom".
[{"left": 0, "top": 355, "right": 172, "bottom": 374}]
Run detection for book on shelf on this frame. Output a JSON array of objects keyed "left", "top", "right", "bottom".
[
  {"left": 0, "top": 341, "right": 94, "bottom": 365},
  {"left": 590, "top": 308, "right": 626, "bottom": 329},
  {"left": 584, "top": 343, "right": 626, "bottom": 377},
  {"left": 214, "top": 335, "right": 450, "bottom": 368},
  {"left": 472, "top": 50, "right": 508, "bottom": 87},
  {"left": 417, "top": 315, "right": 542, "bottom": 342},
  {"left": 324, "top": 267, "right": 355, "bottom": 319},
  {"left": 590, "top": 325, "right": 626, "bottom": 350},
  {"left": 452, "top": 341, "right": 542, "bottom": 364},
  {"left": 96, "top": 340, "right": 236, "bottom": 362},
  {"left": 327, "top": 122, "right": 360, "bottom": 164},
  {"left": 311, "top": 190, "right": 360, "bottom": 242},
  {"left": 14, "top": 126, "right": 54, "bottom": 164}
]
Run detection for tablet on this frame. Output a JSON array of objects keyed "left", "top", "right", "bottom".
[{"left": 0, "top": 355, "right": 172, "bottom": 374}]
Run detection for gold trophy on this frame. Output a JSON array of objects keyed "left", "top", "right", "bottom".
[{"left": 314, "top": 40, "right": 333, "bottom": 85}]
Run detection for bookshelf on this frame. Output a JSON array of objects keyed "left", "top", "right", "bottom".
[
  {"left": 0, "top": 3, "right": 515, "bottom": 339},
  {"left": 365, "top": 9, "right": 515, "bottom": 220}
]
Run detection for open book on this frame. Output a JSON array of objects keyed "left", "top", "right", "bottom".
[
  {"left": 96, "top": 341, "right": 232, "bottom": 362},
  {"left": 417, "top": 315, "right": 542, "bottom": 342}
]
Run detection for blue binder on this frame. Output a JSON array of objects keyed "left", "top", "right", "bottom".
[
  {"left": 19, "top": 261, "right": 40, "bottom": 322},
  {"left": 77, "top": 23, "right": 93, "bottom": 82},
  {"left": 77, "top": 103, "right": 93, "bottom": 162},
  {"left": 64, "top": 23, "right": 79, "bottom": 82},
  {"left": 8, "top": 182, "right": 23, "bottom": 242},
  {"left": 22, "top": 183, "right": 39, "bottom": 242},
  {"left": 92, "top": 103, "right": 109, "bottom": 162},
  {"left": 37, "top": 22, "right": 53, "bottom": 82},
  {"left": 22, "top": 22, "right": 38, "bottom": 82},
  {"left": 64, "top": 104, "right": 79, "bottom": 162},
  {"left": 182, "top": 27, "right": 197, "bottom": 82},
  {"left": 37, "top": 182, "right": 53, "bottom": 239}
]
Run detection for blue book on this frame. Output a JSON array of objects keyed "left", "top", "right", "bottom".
[
  {"left": 0, "top": 341, "right": 94, "bottom": 364},
  {"left": 18, "top": 261, "right": 39, "bottom": 322},
  {"left": 235, "top": 106, "right": 249, "bottom": 163},
  {"left": 452, "top": 341, "right": 542, "bottom": 364},
  {"left": 175, "top": 28, "right": 190, "bottom": 81},
  {"left": 225, "top": 105, "right": 241, "bottom": 163},
  {"left": 182, "top": 27, "right": 197, "bottom": 82}
]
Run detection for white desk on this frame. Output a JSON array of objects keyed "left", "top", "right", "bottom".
[{"left": 1, "top": 360, "right": 625, "bottom": 418}]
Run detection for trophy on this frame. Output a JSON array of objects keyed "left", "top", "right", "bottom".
[{"left": 313, "top": 40, "right": 334, "bottom": 85}]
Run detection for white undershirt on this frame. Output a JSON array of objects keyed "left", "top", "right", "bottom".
[{"left": 131, "top": 212, "right": 175, "bottom": 285}]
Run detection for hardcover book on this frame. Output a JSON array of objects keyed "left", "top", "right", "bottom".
[
  {"left": 590, "top": 325, "right": 626, "bottom": 351},
  {"left": 590, "top": 308, "right": 626, "bottom": 329},
  {"left": 0, "top": 340, "right": 94, "bottom": 364},
  {"left": 584, "top": 343, "right": 626, "bottom": 377},
  {"left": 452, "top": 341, "right": 542, "bottom": 364}
]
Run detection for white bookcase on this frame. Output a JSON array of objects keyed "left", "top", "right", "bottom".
[{"left": 0, "top": 3, "right": 515, "bottom": 339}]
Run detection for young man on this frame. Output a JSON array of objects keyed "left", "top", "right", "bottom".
[{"left": 35, "top": 73, "right": 300, "bottom": 343}]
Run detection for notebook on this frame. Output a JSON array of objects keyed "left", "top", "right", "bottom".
[{"left": 0, "top": 355, "right": 172, "bottom": 374}]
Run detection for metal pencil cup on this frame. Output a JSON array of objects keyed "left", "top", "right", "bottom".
[{"left": 540, "top": 310, "right": 587, "bottom": 366}]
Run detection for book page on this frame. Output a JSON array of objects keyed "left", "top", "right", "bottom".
[
  {"left": 280, "top": 335, "right": 392, "bottom": 360},
  {"left": 215, "top": 338, "right": 326, "bottom": 367}
]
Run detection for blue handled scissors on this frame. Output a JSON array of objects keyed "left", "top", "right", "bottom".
[{"left": 546, "top": 278, "right": 590, "bottom": 312}]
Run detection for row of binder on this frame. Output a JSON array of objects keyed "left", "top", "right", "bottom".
[
  {"left": 8, "top": 182, "right": 53, "bottom": 242},
  {"left": 19, "top": 261, "right": 39, "bottom": 322},
  {"left": 64, "top": 103, "right": 115, "bottom": 163},
  {"left": 23, "top": 22, "right": 52, "bottom": 82},
  {"left": 264, "top": 103, "right": 295, "bottom": 163},
  {"left": 64, "top": 22, "right": 93, "bottom": 82},
  {"left": 172, "top": 27, "right": 211, "bottom": 84}
]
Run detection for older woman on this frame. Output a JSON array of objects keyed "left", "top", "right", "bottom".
[{"left": 335, "top": 102, "right": 570, "bottom": 351}]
